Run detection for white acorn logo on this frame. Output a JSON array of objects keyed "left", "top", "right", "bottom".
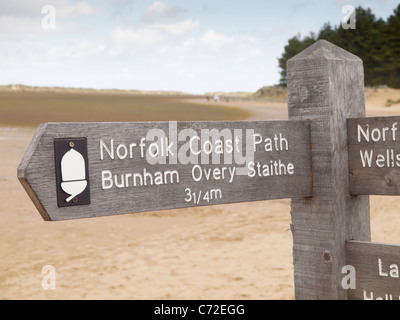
[{"left": 60, "top": 147, "right": 87, "bottom": 202}]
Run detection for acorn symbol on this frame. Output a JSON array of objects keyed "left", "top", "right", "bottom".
[{"left": 60, "top": 146, "right": 87, "bottom": 203}]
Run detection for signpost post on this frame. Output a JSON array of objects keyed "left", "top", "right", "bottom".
[
  {"left": 16, "top": 39, "right": 400, "bottom": 299},
  {"left": 287, "top": 39, "right": 371, "bottom": 299}
]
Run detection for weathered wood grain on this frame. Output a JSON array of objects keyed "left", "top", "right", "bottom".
[
  {"left": 348, "top": 116, "right": 400, "bottom": 195},
  {"left": 346, "top": 240, "right": 400, "bottom": 300},
  {"left": 287, "top": 39, "right": 371, "bottom": 299},
  {"left": 18, "top": 120, "right": 312, "bottom": 221}
]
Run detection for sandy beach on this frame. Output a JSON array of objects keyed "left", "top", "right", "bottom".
[{"left": 2, "top": 87, "right": 400, "bottom": 300}]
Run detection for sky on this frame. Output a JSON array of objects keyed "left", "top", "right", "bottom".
[{"left": 0, "top": 0, "right": 398, "bottom": 94}]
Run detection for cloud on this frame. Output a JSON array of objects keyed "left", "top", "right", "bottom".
[
  {"left": 0, "top": 0, "right": 95, "bottom": 38},
  {"left": 103, "top": 22, "right": 262, "bottom": 66},
  {"left": 0, "top": 0, "right": 95, "bottom": 18},
  {"left": 0, "top": 0, "right": 40, "bottom": 16},
  {"left": 105, "top": 18, "right": 198, "bottom": 56},
  {"left": 199, "top": 29, "right": 233, "bottom": 48},
  {"left": 163, "top": 19, "right": 199, "bottom": 36},
  {"left": 56, "top": 1, "right": 95, "bottom": 18},
  {"left": 104, "top": 2, "right": 199, "bottom": 57},
  {"left": 111, "top": 0, "right": 135, "bottom": 17},
  {"left": 197, "top": 29, "right": 263, "bottom": 63},
  {"left": 142, "top": 1, "right": 188, "bottom": 24},
  {"left": 106, "top": 25, "right": 165, "bottom": 55},
  {"left": 0, "top": 15, "right": 42, "bottom": 36}
]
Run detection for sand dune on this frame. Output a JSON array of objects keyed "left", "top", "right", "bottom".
[{"left": 1, "top": 87, "right": 400, "bottom": 300}]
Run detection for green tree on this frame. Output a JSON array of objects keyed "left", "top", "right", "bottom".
[
  {"left": 277, "top": 5, "right": 400, "bottom": 88},
  {"left": 384, "top": 4, "right": 400, "bottom": 88},
  {"left": 332, "top": 7, "right": 386, "bottom": 86},
  {"left": 317, "top": 23, "right": 338, "bottom": 43}
]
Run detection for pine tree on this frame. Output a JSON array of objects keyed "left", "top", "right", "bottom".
[
  {"left": 384, "top": 4, "right": 400, "bottom": 88},
  {"left": 277, "top": 5, "right": 400, "bottom": 88},
  {"left": 333, "top": 7, "right": 386, "bottom": 86}
]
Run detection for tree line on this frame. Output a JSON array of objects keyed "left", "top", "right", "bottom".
[{"left": 278, "top": 5, "right": 400, "bottom": 88}]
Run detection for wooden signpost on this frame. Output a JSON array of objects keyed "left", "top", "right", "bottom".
[
  {"left": 18, "top": 121, "right": 312, "bottom": 221},
  {"left": 346, "top": 240, "right": 400, "bottom": 300},
  {"left": 17, "top": 40, "right": 400, "bottom": 299},
  {"left": 346, "top": 116, "right": 400, "bottom": 299},
  {"left": 348, "top": 116, "right": 400, "bottom": 195}
]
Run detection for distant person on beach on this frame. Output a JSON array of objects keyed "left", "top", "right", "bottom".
[{"left": 213, "top": 95, "right": 220, "bottom": 103}]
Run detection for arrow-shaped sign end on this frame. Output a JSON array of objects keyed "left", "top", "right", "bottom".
[{"left": 17, "top": 124, "right": 52, "bottom": 221}]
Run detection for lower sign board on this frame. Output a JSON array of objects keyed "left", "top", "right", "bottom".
[
  {"left": 18, "top": 121, "right": 312, "bottom": 221},
  {"left": 346, "top": 240, "right": 400, "bottom": 300},
  {"left": 347, "top": 116, "right": 400, "bottom": 195}
]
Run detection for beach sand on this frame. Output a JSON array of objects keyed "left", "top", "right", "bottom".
[{"left": 1, "top": 87, "right": 400, "bottom": 300}]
